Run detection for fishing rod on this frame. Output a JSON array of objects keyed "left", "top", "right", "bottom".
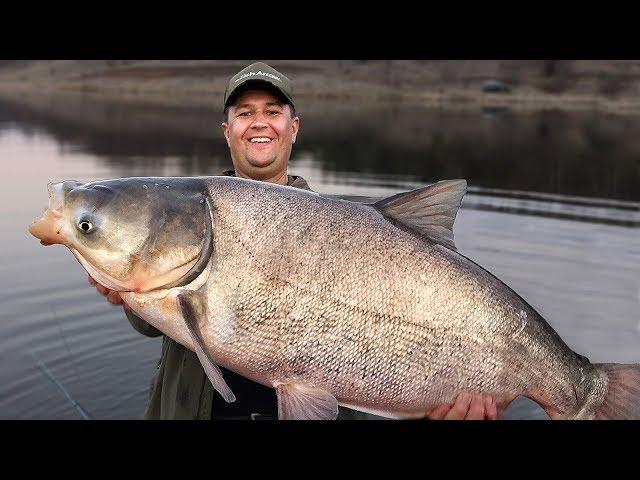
[
  {"left": 30, "top": 350, "right": 93, "bottom": 420},
  {"left": 31, "top": 301, "right": 93, "bottom": 420}
]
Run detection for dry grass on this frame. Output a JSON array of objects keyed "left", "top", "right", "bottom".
[{"left": 2, "top": 60, "right": 640, "bottom": 114}]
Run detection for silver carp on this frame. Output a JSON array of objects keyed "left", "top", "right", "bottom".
[{"left": 29, "top": 176, "right": 640, "bottom": 419}]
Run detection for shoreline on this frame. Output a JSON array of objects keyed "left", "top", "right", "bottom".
[{"left": 1, "top": 82, "right": 640, "bottom": 115}]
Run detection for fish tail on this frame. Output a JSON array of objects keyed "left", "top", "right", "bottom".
[{"left": 592, "top": 363, "right": 640, "bottom": 420}]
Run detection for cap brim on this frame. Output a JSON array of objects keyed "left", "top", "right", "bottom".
[{"left": 224, "top": 79, "right": 294, "bottom": 112}]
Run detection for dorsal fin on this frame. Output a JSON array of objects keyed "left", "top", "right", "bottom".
[{"left": 372, "top": 179, "right": 467, "bottom": 251}]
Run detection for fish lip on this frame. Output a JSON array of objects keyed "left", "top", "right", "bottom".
[
  {"left": 29, "top": 208, "right": 65, "bottom": 245},
  {"left": 30, "top": 181, "right": 82, "bottom": 245}
]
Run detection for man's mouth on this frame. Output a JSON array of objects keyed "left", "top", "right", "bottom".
[{"left": 248, "top": 137, "right": 273, "bottom": 144}]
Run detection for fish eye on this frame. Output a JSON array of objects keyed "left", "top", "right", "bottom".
[{"left": 77, "top": 219, "right": 95, "bottom": 234}]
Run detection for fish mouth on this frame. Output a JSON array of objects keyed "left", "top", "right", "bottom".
[
  {"left": 29, "top": 181, "right": 82, "bottom": 246},
  {"left": 29, "top": 207, "right": 65, "bottom": 246}
]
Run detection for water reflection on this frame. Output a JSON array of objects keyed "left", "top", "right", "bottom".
[{"left": 1, "top": 92, "right": 639, "bottom": 201}]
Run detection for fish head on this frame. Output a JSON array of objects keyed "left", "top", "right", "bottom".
[{"left": 29, "top": 178, "right": 212, "bottom": 293}]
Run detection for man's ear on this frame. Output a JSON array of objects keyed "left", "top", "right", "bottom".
[
  {"left": 221, "top": 122, "right": 231, "bottom": 147},
  {"left": 291, "top": 116, "right": 299, "bottom": 143}
]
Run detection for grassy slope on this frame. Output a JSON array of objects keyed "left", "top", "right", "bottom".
[{"left": 2, "top": 60, "right": 640, "bottom": 112}]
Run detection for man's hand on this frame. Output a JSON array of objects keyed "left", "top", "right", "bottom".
[
  {"left": 88, "top": 274, "right": 131, "bottom": 312},
  {"left": 426, "top": 392, "right": 498, "bottom": 420}
]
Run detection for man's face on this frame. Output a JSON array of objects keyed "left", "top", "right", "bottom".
[{"left": 221, "top": 89, "right": 299, "bottom": 182}]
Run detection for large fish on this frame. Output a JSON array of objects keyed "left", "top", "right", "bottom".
[{"left": 29, "top": 176, "right": 640, "bottom": 419}]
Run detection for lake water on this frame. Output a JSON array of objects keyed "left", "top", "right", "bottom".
[{"left": 1, "top": 92, "right": 638, "bottom": 420}]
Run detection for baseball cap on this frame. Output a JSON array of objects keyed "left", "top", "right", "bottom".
[{"left": 223, "top": 62, "right": 294, "bottom": 112}]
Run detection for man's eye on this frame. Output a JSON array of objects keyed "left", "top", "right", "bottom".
[
  {"left": 267, "top": 110, "right": 280, "bottom": 116},
  {"left": 238, "top": 111, "right": 251, "bottom": 117}
]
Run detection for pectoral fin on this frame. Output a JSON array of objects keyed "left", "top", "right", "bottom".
[
  {"left": 275, "top": 383, "right": 338, "bottom": 420},
  {"left": 177, "top": 291, "right": 236, "bottom": 403}
]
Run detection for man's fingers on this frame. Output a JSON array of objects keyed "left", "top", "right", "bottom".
[
  {"left": 95, "top": 284, "right": 109, "bottom": 296},
  {"left": 485, "top": 396, "right": 498, "bottom": 420},
  {"left": 443, "top": 392, "right": 472, "bottom": 420},
  {"left": 428, "top": 393, "right": 500, "bottom": 420},
  {"left": 465, "top": 394, "right": 486, "bottom": 420},
  {"left": 425, "top": 404, "right": 452, "bottom": 420},
  {"left": 106, "top": 290, "right": 123, "bottom": 305},
  {"left": 90, "top": 275, "right": 126, "bottom": 308}
]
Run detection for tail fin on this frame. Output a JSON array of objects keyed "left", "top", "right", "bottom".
[{"left": 593, "top": 363, "right": 640, "bottom": 420}]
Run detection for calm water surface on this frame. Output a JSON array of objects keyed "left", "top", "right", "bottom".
[{"left": 1, "top": 93, "right": 638, "bottom": 419}]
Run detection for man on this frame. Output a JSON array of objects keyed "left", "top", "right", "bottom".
[{"left": 91, "top": 61, "right": 497, "bottom": 420}]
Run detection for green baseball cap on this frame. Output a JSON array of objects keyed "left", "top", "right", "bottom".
[{"left": 223, "top": 62, "right": 294, "bottom": 112}]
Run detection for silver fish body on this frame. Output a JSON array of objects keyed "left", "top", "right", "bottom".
[
  {"left": 30, "top": 176, "right": 640, "bottom": 419},
  {"left": 192, "top": 178, "right": 608, "bottom": 418}
]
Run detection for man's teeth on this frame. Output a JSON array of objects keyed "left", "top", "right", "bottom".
[{"left": 250, "top": 138, "right": 272, "bottom": 143}]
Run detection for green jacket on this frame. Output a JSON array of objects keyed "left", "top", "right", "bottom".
[{"left": 128, "top": 171, "right": 376, "bottom": 419}]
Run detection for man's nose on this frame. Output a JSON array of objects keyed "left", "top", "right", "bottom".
[{"left": 250, "top": 112, "right": 269, "bottom": 127}]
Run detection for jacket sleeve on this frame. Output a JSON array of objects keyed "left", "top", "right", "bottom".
[{"left": 125, "top": 309, "right": 164, "bottom": 338}]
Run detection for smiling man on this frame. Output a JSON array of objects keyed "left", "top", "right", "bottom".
[
  {"left": 91, "top": 61, "right": 497, "bottom": 420},
  {"left": 220, "top": 64, "right": 299, "bottom": 186}
]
